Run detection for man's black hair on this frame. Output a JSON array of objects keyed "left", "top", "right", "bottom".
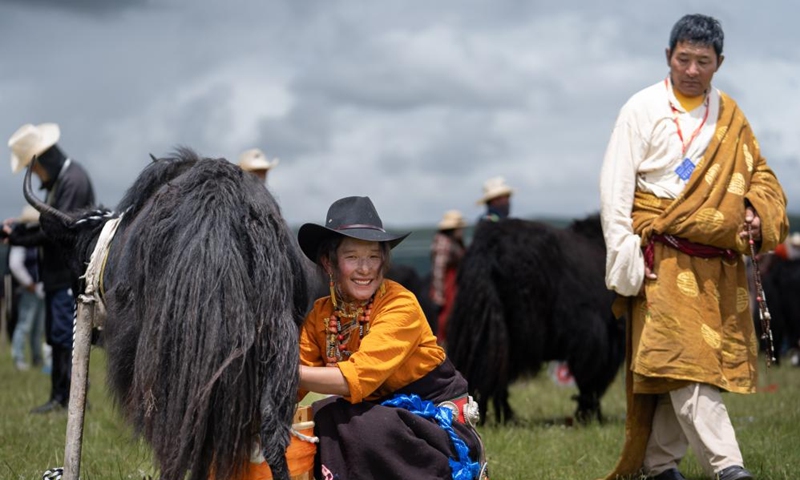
[{"left": 669, "top": 14, "right": 724, "bottom": 58}]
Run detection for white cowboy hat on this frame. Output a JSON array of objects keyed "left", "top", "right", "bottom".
[
  {"left": 238, "top": 148, "right": 279, "bottom": 172},
  {"left": 8, "top": 123, "right": 61, "bottom": 174},
  {"left": 19, "top": 205, "right": 40, "bottom": 224},
  {"left": 790, "top": 232, "right": 800, "bottom": 248},
  {"left": 476, "top": 176, "right": 514, "bottom": 205},
  {"left": 437, "top": 210, "right": 467, "bottom": 230}
]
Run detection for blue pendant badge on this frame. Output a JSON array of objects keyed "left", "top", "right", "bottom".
[{"left": 675, "top": 157, "right": 695, "bottom": 181}]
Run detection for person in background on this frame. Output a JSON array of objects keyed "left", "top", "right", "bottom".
[
  {"left": 8, "top": 205, "right": 45, "bottom": 371},
  {"left": 599, "top": 14, "right": 788, "bottom": 480},
  {"left": 773, "top": 231, "right": 800, "bottom": 261},
  {"left": 4, "top": 122, "right": 95, "bottom": 414},
  {"left": 476, "top": 176, "right": 513, "bottom": 223},
  {"left": 429, "top": 209, "right": 467, "bottom": 345},
  {"left": 296, "top": 196, "right": 487, "bottom": 480},
  {"left": 238, "top": 148, "right": 279, "bottom": 184}
]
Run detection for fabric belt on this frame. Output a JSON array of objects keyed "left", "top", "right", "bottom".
[{"left": 644, "top": 233, "right": 738, "bottom": 271}]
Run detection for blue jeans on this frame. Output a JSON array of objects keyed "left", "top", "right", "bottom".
[
  {"left": 11, "top": 289, "right": 45, "bottom": 365},
  {"left": 45, "top": 288, "right": 76, "bottom": 405},
  {"left": 46, "top": 288, "right": 75, "bottom": 349}
]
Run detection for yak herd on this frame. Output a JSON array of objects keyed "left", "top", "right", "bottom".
[{"left": 26, "top": 149, "right": 793, "bottom": 479}]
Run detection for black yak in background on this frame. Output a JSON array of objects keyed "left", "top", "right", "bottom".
[
  {"left": 756, "top": 253, "right": 800, "bottom": 365},
  {"left": 25, "top": 149, "right": 308, "bottom": 480},
  {"left": 446, "top": 215, "right": 624, "bottom": 424}
]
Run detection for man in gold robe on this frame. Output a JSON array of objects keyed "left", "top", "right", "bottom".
[{"left": 599, "top": 14, "right": 788, "bottom": 480}]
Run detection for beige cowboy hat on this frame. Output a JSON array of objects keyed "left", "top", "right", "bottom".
[
  {"left": 8, "top": 123, "right": 61, "bottom": 174},
  {"left": 238, "top": 148, "right": 280, "bottom": 172},
  {"left": 19, "top": 205, "right": 40, "bottom": 224},
  {"left": 476, "top": 176, "right": 514, "bottom": 205},
  {"left": 438, "top": 210, "right": 467, "bottom": 230}
]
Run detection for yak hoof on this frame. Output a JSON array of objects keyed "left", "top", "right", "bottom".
[{"left": 571, "top": 394, "right": 602, "bottom": 424}]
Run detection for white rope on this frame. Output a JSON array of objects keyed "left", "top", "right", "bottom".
[
  {"left": 73, "top": 209, "right": 116, "bottom": 226},
  {"left": 82, "top": 215, "right": 123, "bottom": 300},
  {"left": 42, "top": 467, "right": 63, "bottom": 480},
  {"left": 290, "top": 423, "right": 319, "bottom": 444}
]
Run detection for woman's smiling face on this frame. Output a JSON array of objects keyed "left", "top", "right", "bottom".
[{"left": 329, "top": 237, "right": 385, "bottom": 302}]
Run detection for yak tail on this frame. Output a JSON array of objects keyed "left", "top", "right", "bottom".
[
  {"left": 103, "top": 155, "right": 302, "bottom": 480},
  {"left": 445, "top": 224, "right": 509, "bottom": 409}
]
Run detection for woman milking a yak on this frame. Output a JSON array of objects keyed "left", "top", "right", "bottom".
[
  {"left": 22, "top": 145, "right": 487, "bottom": 479},
  {"left": 296, "top": 196, "right": 488, "bottom": 480}
]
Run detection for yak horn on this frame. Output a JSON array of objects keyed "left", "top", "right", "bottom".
[{"left": 23, "top": 158, "right": 75, "bottom": 225}]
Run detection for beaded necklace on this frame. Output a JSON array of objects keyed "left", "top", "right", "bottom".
[{"left": 325, "top": 294, "right": 374, "bottom": 366}]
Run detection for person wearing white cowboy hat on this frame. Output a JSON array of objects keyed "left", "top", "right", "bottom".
[
  {"left": 238, "top": 148, "right": 280, "bottom": 183},
  {"left": 8, "top": 123, "right": 61, "bottom": 174},
  {"left": 787, "top": 231, "right": 800, "bottom": 261},
  {"left": 790, "top": 232, "right": 800, "bottom": 248},
  {"left": 477, "top": 176, "right": 513, "bottom": 222},
  {"left": 5, "top": 122, "right": 96, "bottom": 414},
  {"left": 295, "top": 196, "right": 488, "bottom": 480},
  {"left": 430, "top": 210, "right": 468, "bottom": 345}
]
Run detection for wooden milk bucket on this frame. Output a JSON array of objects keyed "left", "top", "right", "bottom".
[{"left": 242, "top": 405, "right": 316, "bottom": 480}]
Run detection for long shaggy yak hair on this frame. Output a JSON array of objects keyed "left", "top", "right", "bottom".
[
  {"left": 446, "top": 215, "right": 624, "bottom": 424},
  {"left": 31, "top": 148, "right": 307, "bottom": 480},
  {"left": 759, "top": 255, "right": 800, "bottom": 364}
]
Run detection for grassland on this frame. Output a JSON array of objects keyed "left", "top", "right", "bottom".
[{"left": 1, "top": 341, "right": 798, "bottom": 480}]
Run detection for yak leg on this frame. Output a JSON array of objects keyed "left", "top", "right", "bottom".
[
  {"left": 571, "top": 391, "right": 601, "bottom": 424},
  {"left": 569, "top": 359, "right": 604, "bottom": 424},
  {"left": 475, "top": 393, "right": 489, "bottom": 426},
  {"left": 567, "top": 311, "right": 620, "bottom": 424},
  {"left": 492, "top": 388, "right": 515, "bottom": 424}
]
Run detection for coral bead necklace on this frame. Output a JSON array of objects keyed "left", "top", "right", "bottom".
[{"left": 325, "top": 295, "right": 374, "bottom": 366}]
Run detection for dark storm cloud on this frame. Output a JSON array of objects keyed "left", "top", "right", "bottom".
[
  {"left": 253, "top": 100, "right": 334, "bottom": 161},
  {"left": 1, "top": 0, "right": 150, "bottom": 15},
  {"left": 376, "top": 110, "right": 511, "bottom": 176},
  {"left": 1, "top": 0, "right": 798, "bottom": 228}
]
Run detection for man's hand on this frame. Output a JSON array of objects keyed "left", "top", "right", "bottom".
[
  {"left": 739, "top": 206, "right": 762, "bottom": 242},
  {"left": 639, "top": 263, "right": 658, "bottom": 295},
  {"left": 644, "top": 264, "right": 658, "bottom": 281},
  {"left": 1, "top": 222, "right": 12, "bottom": 243}
]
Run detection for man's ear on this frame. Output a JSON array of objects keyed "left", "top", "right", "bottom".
[
  {"left": 665, "top": 47, "right": 672, "bottom": 66},
  {"left": 716, "top": 54, "right": 725, "bottom": 71}
]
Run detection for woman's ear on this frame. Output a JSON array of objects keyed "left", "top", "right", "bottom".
[{"left": 320, "top": 256, "right": 332, "bottom": 275}]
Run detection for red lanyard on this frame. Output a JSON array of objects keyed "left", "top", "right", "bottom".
[{"left": 665, "top": 78, "right": 709, "bottom": 157}]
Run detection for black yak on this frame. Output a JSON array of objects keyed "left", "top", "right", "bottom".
[
  {"left": 445, "top": 215, "right": 625, "bottom": 424},
  {"left": 25, "top": 148, "right": 308, "bottom": 480},
  {"left": 757, "top": 253, "right": 800, "bottom": 364}
]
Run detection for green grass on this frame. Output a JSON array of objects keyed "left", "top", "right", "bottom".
[{"left": 2, "top": 340, "right": 799, "bottom": 479}]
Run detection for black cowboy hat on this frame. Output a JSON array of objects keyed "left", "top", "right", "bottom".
[{"left": 298, "top": 196, "right": 411, "bottom": 263}]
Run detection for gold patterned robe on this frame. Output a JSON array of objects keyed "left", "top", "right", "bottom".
[{"left": 603, "top": 92, "right": 789, "bottom": 480}]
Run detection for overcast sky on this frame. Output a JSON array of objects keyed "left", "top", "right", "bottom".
[{"left": 1, "top": 0, "right": 798, "bottom": 229}]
